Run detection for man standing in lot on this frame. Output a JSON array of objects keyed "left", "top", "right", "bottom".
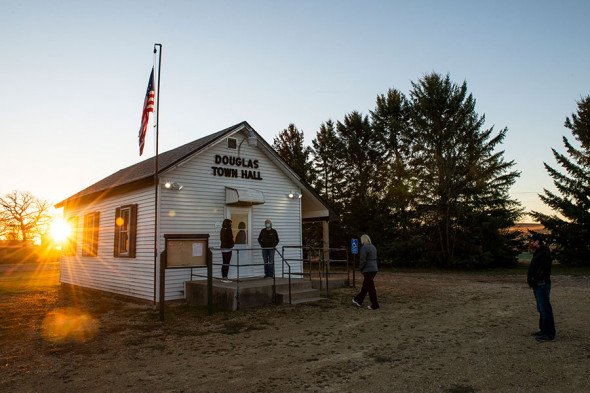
[
  {"left": 258, "top": 219, "right": 279, "bottom": 278},
  {"left": 527, "top": 233, "right": 555, "bottom": 341}
]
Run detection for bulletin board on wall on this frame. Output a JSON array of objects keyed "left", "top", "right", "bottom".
[{"left": 164, "top": 234, "right": 210, "bottom": 268}]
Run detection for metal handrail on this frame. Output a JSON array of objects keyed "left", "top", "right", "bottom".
[
  {"left": 320, "top": 247, "right": 350, "bottom": 297},
  {"left": 279, "top": 246, "right": 350, "bottom": 298},
  {"left": 203, "top": 246, "right": 281, "bottom": 310},
  {"left": 274, "top": 247, "right": 291, "bottom": 304},
  {"left": 280, "top": 245, "right": 323, "bottom": 303},
  {"left": 197, "top": 246, "right": 348, "bottom": 309},
  {"left": 280, "top": 245, "right": 316, "bottom": 279}
]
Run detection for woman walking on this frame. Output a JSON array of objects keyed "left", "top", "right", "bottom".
[{"left": 352, "top": 234, "right": 379, "bottom": 310}]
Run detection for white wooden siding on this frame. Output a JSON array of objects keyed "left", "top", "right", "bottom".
[
  {"left": 61, "top": 130, "right": 304, "bottom": 301},
  {"left": 61, "top": 188, "right": 156, "bottom": 300},
  {"left": 159, "top": 131, "right": 303, "bottom": 297}
]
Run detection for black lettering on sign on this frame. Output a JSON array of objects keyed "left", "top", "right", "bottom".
[
  {"left": 241, "top": 170, "right": 263, "bottom": 180},
  {"left": 224, "top": 168, "right": 238, "bottom": 178},
  {"left": 214, "top": 155, "right": 262, "bottom": 180},
  {"left": 212, "top": 166, "right": 239, "bottom": 178}
]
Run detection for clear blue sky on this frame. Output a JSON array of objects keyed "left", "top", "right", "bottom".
[{"left": 2, "top": 0, "right": 589, "bottom": 221}]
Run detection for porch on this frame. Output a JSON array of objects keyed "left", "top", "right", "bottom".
[{"left": 185, "top": 275, "right": 350, "bottom": 312}]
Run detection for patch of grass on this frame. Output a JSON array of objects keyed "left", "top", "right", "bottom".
[{"left": 0, "top": 271, "right": 60, "bottom": 294}]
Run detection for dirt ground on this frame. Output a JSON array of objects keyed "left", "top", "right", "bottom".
[{"left": 1, "top": 263, "right": 589, "bottom": 393}]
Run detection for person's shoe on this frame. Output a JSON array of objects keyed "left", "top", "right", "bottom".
[
  {"left": 221, "top": 278, "right": 232, "bottom": 283},
  {"left": 352, "top": 299, "right": 362, "bottom": 307},
  {"left": 535, "top": 335, "right": 555, "bottom": 342},
  {"left": 531, "top": 331, "right": 544, "bottom": 337},
  {"left": 367, "top": 305, "right": 379, "bottom": 310}
]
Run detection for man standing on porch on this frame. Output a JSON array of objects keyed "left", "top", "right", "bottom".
[{"left": 258, "top": 219, "right": 280, "bottom": 278}]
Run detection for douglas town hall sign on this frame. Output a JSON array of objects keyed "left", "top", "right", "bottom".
[{"left": 211, "top": 154, "right": 263, "bottom": 180}]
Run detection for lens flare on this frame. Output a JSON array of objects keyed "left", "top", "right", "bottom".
[
  {"left": 50, "top": 218, "right": 72, "bottom": 243},
  {"left": 41, "top": 307, "right": 99, "bottom": 343}
]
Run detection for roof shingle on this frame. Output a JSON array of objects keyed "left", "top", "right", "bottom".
[{"left": 56, "top": 122, "right": 247, "bottom": 207}]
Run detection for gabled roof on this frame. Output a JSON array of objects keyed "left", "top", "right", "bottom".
[
  {"left": 56, "top": 122, "right": 247, "bottom": 207},
  {"left": 56, "top": 121, "right": 337, "bottom": 220}
]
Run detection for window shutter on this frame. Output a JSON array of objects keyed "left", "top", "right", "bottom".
[
  {"left": 114, "top": 207, "right": 121, "bottom": 257},
  {"left": 128, "top": 204, "right": 138, "bottom": 258},
  {"left": 92, "top": 212, "right": 100, "bottom": 256},
  {"left": 67, "top": 216, "right": 78, "bottom": 256}
]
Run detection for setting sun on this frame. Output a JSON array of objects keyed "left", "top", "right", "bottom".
[{"left": 50, "top": 217, "right": 71, "bottom": 243}]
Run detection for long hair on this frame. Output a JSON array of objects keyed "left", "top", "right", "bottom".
[
  {"left": 360, "top": 234, "right": 371, "bottom": 245},
  {"left": 222, "top": 219, "right": 232, "bottom": 229}
]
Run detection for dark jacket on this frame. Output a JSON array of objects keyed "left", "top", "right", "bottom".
[
  {"left": 220, "top": 219, "right": 234, "bottom": 249},
  {"left": 258, "top": 228, "right": 279, "bottom": 248},
  {"left": 527, "top": 245, "right": 552, "bottom": 288},
  {"left": 359, "top": 243, "right": 378, "bottom": 273}
]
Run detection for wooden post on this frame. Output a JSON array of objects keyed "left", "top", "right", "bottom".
[
  {"left": 207, "top": 248, "right": 213, "bottom": 316},
  {"left": 159, "top": 250, "right": 166, "bottom": 321}
]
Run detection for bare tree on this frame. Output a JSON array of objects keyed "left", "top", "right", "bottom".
[{"left": 0, "top": 191, "right": 51, "bottom": 243}]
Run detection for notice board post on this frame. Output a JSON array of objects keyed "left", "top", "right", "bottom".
[{"left": 160, "top": 234, "right": 210, "bottom": 321}]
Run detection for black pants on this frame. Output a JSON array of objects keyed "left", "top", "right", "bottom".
[
  {"left": 354, "top": 272, "right": 379, "bottom": 309},
  {"left": 221, "top": 251, "right": 232, "bottom": 278}
]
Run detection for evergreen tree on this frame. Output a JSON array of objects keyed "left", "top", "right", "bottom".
[
  {"left": 532, "top": 96, "right": 590, "bottom": 265},
  {"left": 370, "top": 89, "right": 419, "bottom": 261},
  {"left": 310, "top": 120, "right": 345, "bottom": 208},
  {"left": 273, "top": 124, "right": 315, "bottom": 184},
  {"left": 406, "top": 73, "right": 522, "bottom": 266},
  {"left": 335, "top": 111, "right": 390, "bottom": 244}
]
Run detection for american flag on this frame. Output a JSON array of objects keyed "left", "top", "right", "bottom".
[{"left": 138, "top": 68, "right": 155, "bottom": 156}]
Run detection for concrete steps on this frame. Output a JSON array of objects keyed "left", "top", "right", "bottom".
[
  {"left": 185, "top": 276, "right": 354, "bottom": 310},
  {"left": 276, "top": 286, "right": 323, "bottom": 305}
]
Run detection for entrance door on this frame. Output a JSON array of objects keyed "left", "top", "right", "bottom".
[{"left": 226, "top": 207, "right": 254, "bottom": 278}]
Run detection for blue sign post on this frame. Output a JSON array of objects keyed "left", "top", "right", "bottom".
[
  {"left": 351, "top": 238, "right": 359, "bottom": 254},
  {"left": 351, "top": 238, "right": 359, "bottom": 288}
]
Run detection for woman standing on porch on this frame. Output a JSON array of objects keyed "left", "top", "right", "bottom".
[
  {"left": 220, "top": 219, "right": 234, "bottom": 283},
  {"left": 352, "top": 234, "right": 380, "bottom": 310}
]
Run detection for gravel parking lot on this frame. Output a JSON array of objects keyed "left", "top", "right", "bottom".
[{"left": 1, "top": 265, "right": 589, "bottom": 393}]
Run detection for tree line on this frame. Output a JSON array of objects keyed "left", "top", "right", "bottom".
[
  {"left": 273, "top": 72, "right": 590, "bottom": 267},
  {"left": 2, "top": 74, "right": 588, "bottom": 267}
]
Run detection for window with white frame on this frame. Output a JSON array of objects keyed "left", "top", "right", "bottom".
[{"left": 114, "top": 204, "right": 137, "bottom": 258}]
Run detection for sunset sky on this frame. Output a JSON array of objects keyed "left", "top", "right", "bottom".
[{"left": 2, "top": 0, "right": 589, "bottom": 221}]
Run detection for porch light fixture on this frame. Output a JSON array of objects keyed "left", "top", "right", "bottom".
[
  {"left": 237, "top": 128, "right": 258, "bottom": 157},
  {"left": 288, "top": 191, "right": 302, "bottom": 199},
  {"left": 164, "top": 181, "right": 183, "bottom": 191}
]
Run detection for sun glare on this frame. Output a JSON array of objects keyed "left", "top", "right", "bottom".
[
  {"left": 41, "top": 307, "right": 99, "bottom": 343},
  {"left": 50, "top": 217, "right": 72, "bottom": 243}
]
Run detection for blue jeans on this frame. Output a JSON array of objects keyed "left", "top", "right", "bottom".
[
  {"left": 533, "top": 281, "right": 555, "bottom": 338},
  {"left": 262, "top": 248, "right": 275, "bottom": 277}
]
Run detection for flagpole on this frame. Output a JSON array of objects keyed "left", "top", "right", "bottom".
[{"left": 153, "top": 43, "right": 162, "bottom": 312}]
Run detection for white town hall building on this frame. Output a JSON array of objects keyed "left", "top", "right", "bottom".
[{"left": 56, "top": 121, "right": 334, "bottom": 302}]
